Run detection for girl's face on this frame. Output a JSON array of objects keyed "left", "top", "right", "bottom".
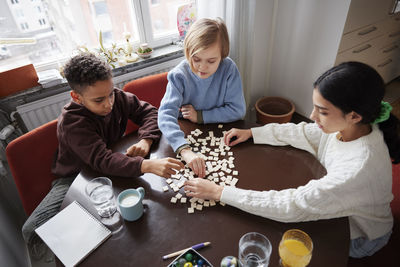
[
  {"left": 191, "top": 41, "right": 222, "bottom": 79},
  {"left": 310, "top": 88, "right": 355, "bottom": 134},
  {"left": 71, "top": 79, "right": 115, "bottom": 116}
]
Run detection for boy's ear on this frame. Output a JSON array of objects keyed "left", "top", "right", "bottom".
[{"left": 70, "top": 91, "right": 82, "bottom": 104}]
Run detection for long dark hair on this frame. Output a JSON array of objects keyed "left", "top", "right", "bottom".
[{"left": 313, "top": 61, "right": 400, "bottom": 164}]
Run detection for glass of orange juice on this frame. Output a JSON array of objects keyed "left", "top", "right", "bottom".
[{"left": 278, "top": 229, "right": 313, "bottom": 267}]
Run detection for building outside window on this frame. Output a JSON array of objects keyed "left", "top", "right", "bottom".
[{"left": 0, "top": 0, "right": 195, "bottom": 72}]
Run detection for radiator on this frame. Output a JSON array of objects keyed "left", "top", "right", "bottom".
[
  {"left": 16, "top": 57, "right": 182, "bottom": 131},
  {"left": 16, "top": 91, "right": 71, "bottom": 131}
]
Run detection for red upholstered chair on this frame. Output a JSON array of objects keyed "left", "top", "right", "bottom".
[
  {"left": 347, "top": 163, "right": 400, "bottom": 267},
  {"left": 6, "top": 120, "right": 58, "bottom": 216},
  {"left": 122, "top": 72, "right": 168, "bottom": 135}
]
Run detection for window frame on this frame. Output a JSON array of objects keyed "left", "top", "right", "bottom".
[
  {"left": 32, "top": 0, "right": 193, "bottom": 72},
  {"left": 134, "top": 0, "right": 192, "bottom": 48}
]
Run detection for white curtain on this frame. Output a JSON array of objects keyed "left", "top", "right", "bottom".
[
  {"left": 196, "top": 0, "right": 272, "bottom": 121},
  {"left": 195, "top": 0, "right": 350, "bottom": 119}
]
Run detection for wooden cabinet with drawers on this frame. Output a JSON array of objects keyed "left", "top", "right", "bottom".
[{"left": 335, "top": 0, "right": 400, "bottom": 83}]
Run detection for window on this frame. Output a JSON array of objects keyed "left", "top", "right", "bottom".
[
  {"left": 93, "top": 1, "right": 108, "bottom": 16},
  {"left": 20, "top": 22, "right": 29, "bottom": 30},
  {"left": 0, "top": 0, "right": 195, "bottom": 72},
  {"left": 15, "top": 9, "right": 24, "bottom": 17}
]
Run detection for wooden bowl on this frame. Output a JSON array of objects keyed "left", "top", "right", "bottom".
[{"left": 255, "top": 96, "right": 295, "bottom": 124}]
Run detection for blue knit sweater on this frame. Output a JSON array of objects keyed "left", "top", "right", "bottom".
[{"left": 158, "top": 57, "right": 246, "bottom": 152}]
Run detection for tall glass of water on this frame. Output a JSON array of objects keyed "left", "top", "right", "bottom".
[
  {"left": 85, "top": 177, "right": 117, "bottom": 218},
  {"left": 239, "top": 232, "right": 272, "bottom": 267}
]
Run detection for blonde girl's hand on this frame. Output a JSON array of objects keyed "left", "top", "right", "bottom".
[
  {"left": 126, "top": 139, "right": 153, "bottom": 157},
  {"left": 141, "top": 157, "right": 184, "bottom": 178},
  {"left": 180, "top": 104, "right": 198, "bottom": 123},
  {"left": 184, "top": 178, "right": 223, "bottom": 201},
  {"left": 180, "top": 148, "right": 206, "bottom": 178},
  {"left": 223, "top": 128, "right": 252, "bottom": 146}
]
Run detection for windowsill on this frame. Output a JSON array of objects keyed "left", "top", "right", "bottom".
[
  {"left": 112, "top": 44, "right": 183, "bottom": 76},
  {"left": 0, "top": 44, "right": 183, "bottom": 105}
]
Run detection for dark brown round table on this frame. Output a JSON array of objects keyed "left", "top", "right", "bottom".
[{"left": 59, "top": 120, "right": 349, "bottom": 266}]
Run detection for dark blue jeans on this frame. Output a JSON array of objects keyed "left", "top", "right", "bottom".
[{"left": 350, "top": 230, "right": 392, "bottom": 258}]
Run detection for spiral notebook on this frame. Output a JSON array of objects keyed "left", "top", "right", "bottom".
[{"left": 35, "top": 201, "right": 111, "bottom": 267}]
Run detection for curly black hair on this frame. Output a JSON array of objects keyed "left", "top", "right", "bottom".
[{"left": 63, "top": 53, "right": 112, "bottom": 94}]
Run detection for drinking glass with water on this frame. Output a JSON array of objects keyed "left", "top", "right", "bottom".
[
  {"left": 85, "top": 177, "right": 117, "bottom": 218},
  {"left": 239, "top": 232, "right": 272, "bottom": 267}
]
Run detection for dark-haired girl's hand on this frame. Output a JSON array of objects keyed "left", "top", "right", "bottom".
[
  {"left": 223, "top": 128, "right": 252, "bottom": 146},
  {"left": 184, "top": 178, "right": 223, "bottom": 201}
]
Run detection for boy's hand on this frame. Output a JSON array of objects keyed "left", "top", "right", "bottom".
[
  {"left": 180, "top": 148, "right": 206, "bottom": 178},
  {"left": 126, "top": 139, "right": 153, "bottom": 157},
  {"left": 223, "top": 128, "right": 252, "bottom": 146},
  {"left": 184, "top": 178, "right": 223, "bottom": 201},
  {"left": 141, "top": 158, "right": 184, "bottom": 177},
  {"left": 180, "top": 104, "right": 198, "bottom": 123}
]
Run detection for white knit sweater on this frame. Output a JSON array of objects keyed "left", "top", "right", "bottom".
[{"left": 221, "top": 122, "right": 393, "bottom": 240}]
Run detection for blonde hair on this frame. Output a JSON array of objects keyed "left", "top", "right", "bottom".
[{"left": 184, "top": 18, "right": 230, "bottom": 71}]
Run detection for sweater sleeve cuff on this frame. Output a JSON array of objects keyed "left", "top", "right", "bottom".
[
  {"left": 137, "top": 157, "right": 145, "bottom": 176},
  {"left": 197, "top": 110, "right": 204, "bottom": 124},
  {"left": 175, "top": 144, "right": 191, "bottom": 155},
  {"left": 220, "top": 186, "right": 241, "bottom": 204},
  {"left": 251, "top": 126, "right": 268, "bottom": 144}
]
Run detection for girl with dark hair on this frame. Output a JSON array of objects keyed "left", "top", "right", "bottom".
[{"left": 184, "top": 61, "right": 400, "bottom": 258}]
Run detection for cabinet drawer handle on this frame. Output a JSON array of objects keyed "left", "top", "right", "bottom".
[
  {"left": 377, "top": 59, "right": 393, "bottom": 68},
  {"left": 383, "top": 45, "right": 398, "bottom": 53},
  {"left": 389, "top": 31, "right": 400, "bottom": 38},
  {"left": 358, "top": 26, "right": 377, "bottom": 36},
  {"left": 352, "top": 44, "right": 372, "bottom": 53}
]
